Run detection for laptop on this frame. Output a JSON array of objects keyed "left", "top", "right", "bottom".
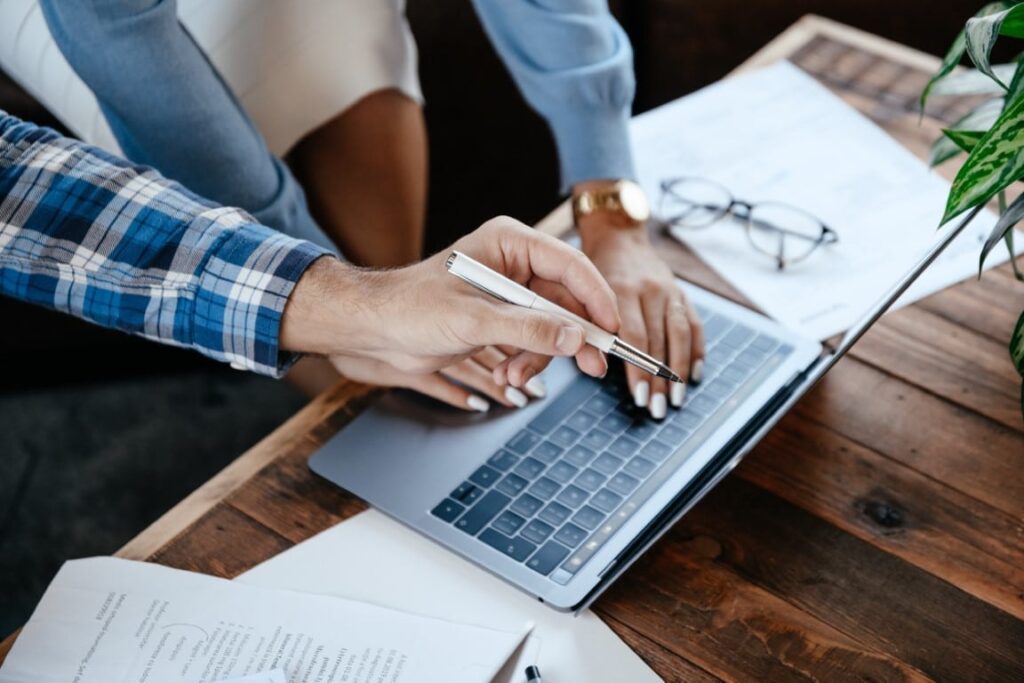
[{"left": 308, "top": 206, "right": 981, "bottom": 612}]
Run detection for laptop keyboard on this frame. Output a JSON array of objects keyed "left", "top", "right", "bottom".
[{"left": 430, "top": 306, "right": 794, "bottom": 584}]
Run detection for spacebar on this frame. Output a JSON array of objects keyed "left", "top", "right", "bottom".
[{"left": 528, "top": 377, "right": 598, "bottom": 434}]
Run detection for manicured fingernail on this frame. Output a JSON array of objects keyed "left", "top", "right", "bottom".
[
  {"left": 524, "top": 376, "right": 547, "bottom": 398},
  {"left": 670, "top": 382, "right": 686, "bottom": 407},
  {"left": 505, "top": 386, "right": 528, "bottom": 408},
  {"left": 467, "top": 395, "right": 490, "bottom": 412},
  {"left": 691, "top": 359, "right": 704, "bottom": 384},
  {"left": 633, "top": 381, "right": 650, "bottom": 408},
  {"left": 556, "top": 326, "right": 584, "bottom": 354},
  {"left": 650, "top": 393, "right": 667, "bottom": 420}
]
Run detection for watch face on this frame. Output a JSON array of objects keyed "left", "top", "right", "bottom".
[{"left": 618, "top": 182, "right": 651, "bottom": 222}]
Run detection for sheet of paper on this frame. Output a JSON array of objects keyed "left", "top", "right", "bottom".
[
  {"left": 632, "top": 60, "right": 1020, "bottom": 340},
  {"left": 0, "top": 557, "right": 527, "bottom": 683},
  {"left": 214, "top": 670, "right": 286, "bottom": 683},
  {"left": 238, "top": 510, "right": 662, "bottom": 683}
]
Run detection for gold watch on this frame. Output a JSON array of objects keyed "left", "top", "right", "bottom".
[{"left": 572, "top": 179, "right": 651, "bottom": 228}]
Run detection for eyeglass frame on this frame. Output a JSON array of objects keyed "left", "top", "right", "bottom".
[{"left": 658, "top": 177, "right": 839, "bottom": 270}]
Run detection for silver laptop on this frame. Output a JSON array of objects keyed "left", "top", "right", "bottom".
[{"left": 309, "top": 206, "right": 981, "bottom": 612}]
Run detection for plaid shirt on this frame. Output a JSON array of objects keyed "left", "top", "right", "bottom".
[{"left": 0, "top": 112, "right": 331, "bottom": 377}]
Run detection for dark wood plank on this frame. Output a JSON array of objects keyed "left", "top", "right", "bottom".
[
  {"left": 850, "top": 307, "right": 1022, "bottom": 430},
  {"left": 797, "top": 358, "right": 1024, "bottom": 519},
  {"left": 147, "top": 503, "right": 293, "bottom": 578},
  {"left": 915, "top": 269, "right": 1024, "bottom": 344},
  {"left": 738, "top": 413, "right": 1024, "bottom": 619},
  {"left": 596, "top": 529, "right": 931, "bottom": 682},
  {"left": 674, "top": 478, "right": 1024, "bottom": 683}
]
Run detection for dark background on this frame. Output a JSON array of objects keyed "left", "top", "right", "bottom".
[{"left": 0, "top": 1, "right": 979, "bottom": 632}]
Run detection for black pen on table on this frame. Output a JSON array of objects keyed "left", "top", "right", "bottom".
[{"left": 525, "top": 665, "right": 544, "bottom": 683}]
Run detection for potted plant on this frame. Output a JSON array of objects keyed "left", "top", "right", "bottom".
[{"left": 922, "top": 1, "right": 1024, "bottom": 414}]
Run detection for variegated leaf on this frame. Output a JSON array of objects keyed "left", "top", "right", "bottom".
[
  {"left": 942, "top": 89, "right": 1024, "bottom": 224},
  {"left": 965, "top": 4, "right": 1024, "bottom": 87},
  {"left": 929, "top": 63, "right": 1017, "bottom": 96},
  {"left": 1011, "top": 310, "right": 1024, "bottom": 377},
  {"left": 980, "top": 190, "right": 1024, "bottom": 269},
  {"left": 944, "top": 128, "right": 987, "bottom": 152},
  {"left": 921, "top": 1, "right": 1012, "bottom": 109},
  {"left": 929, "top": 98, "right": 1003, "bottom": 167},
  {"left": 1005, "top": 57, "right": 1024, "bottom": 107}
]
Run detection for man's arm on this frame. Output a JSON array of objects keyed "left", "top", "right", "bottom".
[
  {"left": 470, "top": 0, "right": 636, "bottom": 190},
  {"left": 0, "top": 112, "right": 331, "bottom": 377}
]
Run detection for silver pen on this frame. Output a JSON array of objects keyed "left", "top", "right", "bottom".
[{"left": 446, "top": 251, "right": 681, "bottom": 383}]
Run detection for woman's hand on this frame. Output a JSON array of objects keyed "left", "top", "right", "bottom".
[
  {"left": 581, "top": 221, "right": 704, "bottom": 419},
  {"left": 280, "top": 216, "right": 620, "bottom": 402}
]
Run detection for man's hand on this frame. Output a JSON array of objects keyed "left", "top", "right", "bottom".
[
  {"left": 578, "top": 208, "right": 705, "bottom": 419},
  {"left": 279, "top": 216, "right": 620, "bottom": 410}
]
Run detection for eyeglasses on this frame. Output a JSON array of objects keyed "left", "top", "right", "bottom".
[{"left": 658, "top": 177, "right": 838, "bottom": 270}]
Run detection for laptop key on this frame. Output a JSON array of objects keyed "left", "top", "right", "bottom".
[
  {"left": 624, "top": 456, "right": 656, "bottom": 479},
  {"left": 721, "top": 324, "right": 754, "bottom": 349},
  {"left": 590, "top": 488, "right": 623, "bottom": 513},
  {"left": 487, "top": 450, "right": 519, "bottom": 472},
  {"left": 529, "top": 477, "right": 561, "bottom": 501},
  {"left": 574, "top": 468, "right": 607, "bottom": 492},
  {"left": 521, "top": 519, "right": 555, "bottom": 544},
  {"left": 450, "top": 481, "right": 481, "bottom": 504},
  {"left": 690, "top": 395, "right": 720, "bottom": 415},
  {"left": 592, "top": 453, "right": 624, "bottom": 476},
  {"left": 547, "top": 460, "right": 579, "bottom": 484},
  {"left": 580, "top": 429, "right": 614, "bottom": 451},
  {"left": 608, "top": 472, "right": 640, "bottom": 496},
  {"left": 554, "top": 523, "right": 588, "bottom": 548},
  {"left": 601, "top": 413, "right": 631, "bottom": 434},
  {"left": 455, "top": 491, "right": 511, "bottom": 535},
  {"left": 550, "top": 425, "right": 581, "bottom": 448},
  {"left": 583, "top": 393, "right": 618, "bottom": 417},
  {"left": 608, "top": 435, "right": 642, "bottom": 458},
  {"left": 751, "top": 333, "right": 778, "bottom": 352},
  {"left": 564, "top": 445, "right": 597, "bottom": 467},
  {"left": 492, "top": 510, "right": 526, "bottom": 536},
  {"left": 511, "top": 493, "right": 544, "bottom": 517},
  {"left": 479, "top": 528, "right": 536, "bottom": 562},
  {"left": 703, "top": 315, "right": 732, "bottom": 343},
  {"left": 703, "top": 379, "right": 737, "bottom": 401},
  {"left": 625, "top": 421, "right": 657, "bottom": 441},
  {"left": 566, "top": 410, "right": 599, "bottom": 432},
  {"left": 556, "top": 485, "right": 588, "bottom": 508},
  {"left": 469, "top": 465, "right": 501, "bottom": 488},
  {"left": 639, "top": 440, "right": 672, "bottom": 462},
  {"left": 658, "top": 424, "right": 687, "bottom": 444},
  {"left": 507, "top": 430, "right": 541, "bottom": 454},
  {"left": 532, "top": 441, "right": 563, "bottom": 464},
  {"left": 496, "top": 473, "right": 528, "bottom": 497},
  {"left": 527, "top": 376, "right": 597, "bottom": 434},
  {"left": 513, "top": 456, "right": 545, "bottom": 480},
  {"left": 526, "top": 541, "right": 571, "bottom": 575},
  {"left": 720, "top": 365, "right": 750, "bottom": 384},
  {"left": 572, "top": 505, "right": 606, "bottom": 530},
  {"left": 430, "top": 499, "right": 465, "bottom": 522},
  {"left": 539, "top": 502, "right": 572, "bottom": 526}
]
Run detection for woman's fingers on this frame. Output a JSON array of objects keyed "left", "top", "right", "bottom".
[
  {"left": 404, "top": 372, "right": 492, "bottom": 412},
  {"left": 641, "top": 292, "right": 669, "bottom": 419},
  {"left": 618, "top": 294, "right": 650, "bottom": 409},
  {"left": 666, "top": 297, "right": 694, "bottom": 408},
  {"left": 473, "top": 346, "right": 547, "bottom": 401},
  {"left": 685, "top": 297, "right": 706, "bottom": 384},
  {"left": 443, "top": 357, "right": 525, "bottom": 408}
]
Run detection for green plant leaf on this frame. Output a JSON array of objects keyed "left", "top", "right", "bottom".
[
  {"left": 944, "top": 128, "right": 987, "bottom": 152},
  {"left": 929, "top": 63, "right": 1017, "bottom": 96},
  {"left": 922, "top": 1, "right": 1013, "bottom": 109},
  {"left": 1005, "top": 56, "right": 1024, "bottom": 106},
  {"left": 930, "top": 99, "right": 1004, "bottom": 166},
  {"left": 1005, "top": 227, "right": 1024, "bottom": 279},
  {"left": 965, "top": 4, "right": 1024, "bottom": 87},
  {"left": 941, "top": 89, "right": 1024, "bottom": 224},
  {"left": 980, "top": 191, "right": 1024, "bottom": 269},
  {"left": 1011, "top": 310, "right": 1024, "bottom": 376}
]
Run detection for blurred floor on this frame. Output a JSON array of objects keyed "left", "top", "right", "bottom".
[{"left": 0, "top": 371, "right": 305, "bottom": 633}]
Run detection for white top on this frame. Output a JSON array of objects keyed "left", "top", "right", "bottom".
[{"left": 0, "top": 0, "right": 422, "bottom": 155}]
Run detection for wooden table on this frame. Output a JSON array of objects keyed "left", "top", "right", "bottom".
[{"left": 5, "top": 15, "right": 1024, "bottom": 682}]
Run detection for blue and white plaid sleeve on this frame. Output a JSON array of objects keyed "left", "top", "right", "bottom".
[{"left": 0, "top": 111, "right": 332, "bottom": 377}]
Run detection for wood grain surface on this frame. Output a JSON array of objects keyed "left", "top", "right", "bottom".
[{"left": 4, "top": 14, "right": 1023, "bottom": 681}]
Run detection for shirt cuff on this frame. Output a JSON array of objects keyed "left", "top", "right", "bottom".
[
  {"left": 548, "top": 104, "right": 637, "bottom": 194},
  {"left": 192, "top": 223, "right": 332, "bottom": 377}
]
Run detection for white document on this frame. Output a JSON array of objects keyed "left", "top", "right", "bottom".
[
  {"left": 632, "top": 61, "right": 1020, "bottom": 340},
  {"left": 0, "top": 557, "right": 527, "bottom": 683},
  {"left": 214, "top": 670, "right": 286, "bottom": 683},
  {"left": 238, "top": 511, "right": 662, "bottom": 683}
]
